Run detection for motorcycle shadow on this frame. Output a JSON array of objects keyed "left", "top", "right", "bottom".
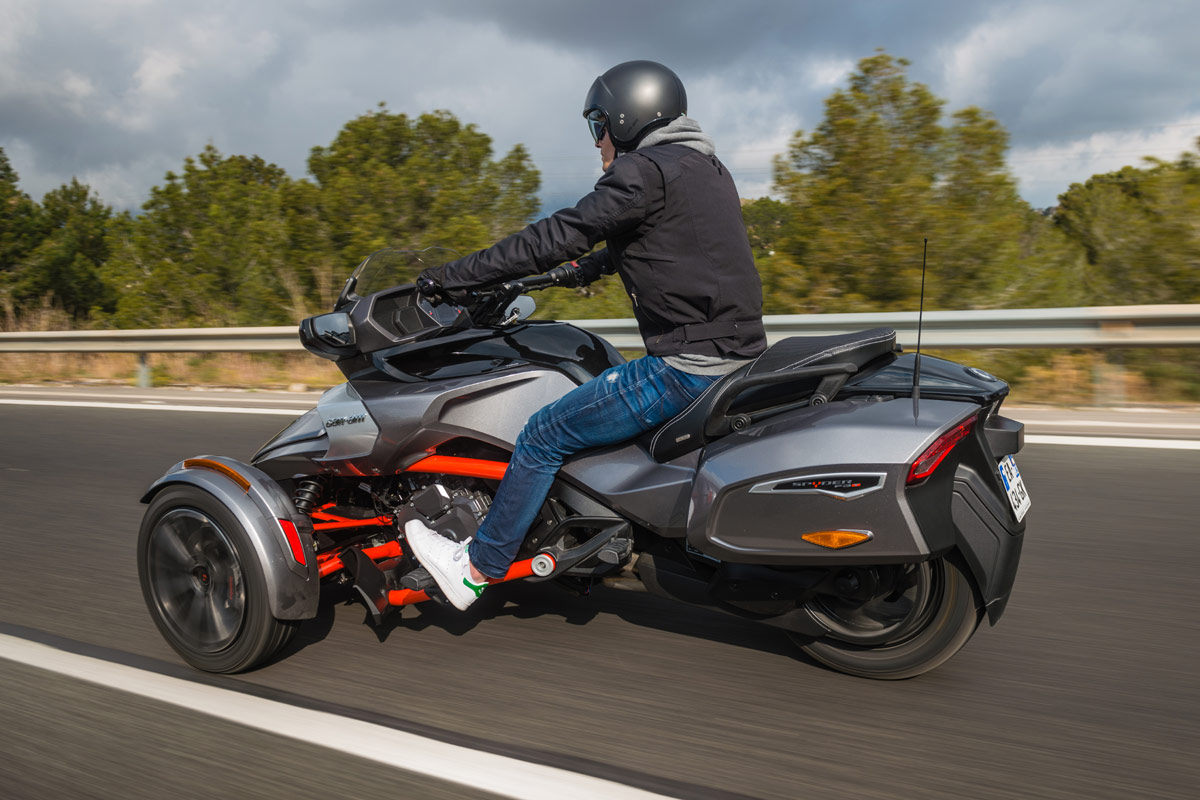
[
  {"left": 264, "top": 585, "right": 344, "bottom": 666},
  {"left": 366, "top": 580, "right": 808, "bottom": 664}
]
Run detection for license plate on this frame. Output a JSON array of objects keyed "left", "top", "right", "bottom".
[{"left": 998, "top": 455, "right": 1031, "bottom": 522}]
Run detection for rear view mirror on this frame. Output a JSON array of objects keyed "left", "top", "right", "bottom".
[
  {"left": 313, "top": 312, "right": 354, "bottom": 346},
  {"left": 501, "top": 295, "right": 536, "bottom": 324},
  {"left": 300, "top": 312, "right": 357, "bottom": 360}
]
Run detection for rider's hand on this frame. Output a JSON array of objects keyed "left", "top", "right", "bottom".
[
  {"left": 416, "top": 267, "right": 468, "bottom": 304},
  {"left": 416, "top": 276, "right": 442, "bottom": 297},
  {"left": 570, "top": 250, "right": 613, "bottom": 287}
]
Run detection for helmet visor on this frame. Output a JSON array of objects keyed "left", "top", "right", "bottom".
[{"left": 585, "top": 109, "right": 608, "bottom": 144}]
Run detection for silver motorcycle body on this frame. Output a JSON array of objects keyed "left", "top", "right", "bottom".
[{"left": 139, "top": 249, "right": 1029, "bottom": 678}]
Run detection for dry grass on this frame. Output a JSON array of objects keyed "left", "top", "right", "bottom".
[
  {"left": 938, "top": 348, "right": 1179, "bottom": 406},
  {"left": 0, "top": 346, "right": 1182, "bottom": 401},
  {"left": 2, "top": 299, "right": 344, "bottom": 390},
  {"left": 0, "top": 351, "right": 344, "bottom": 390}
]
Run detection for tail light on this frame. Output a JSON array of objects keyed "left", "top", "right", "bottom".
[{"left": 907, "top": 414, "right": 978, "bottom": 484}]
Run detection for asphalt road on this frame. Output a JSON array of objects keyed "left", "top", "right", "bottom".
[{"left": 0, "top": 396, "right": 1197, "bottom": 799}]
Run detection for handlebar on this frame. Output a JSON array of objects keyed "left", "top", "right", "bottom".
[
  {"left": 417, "top": 262, "right": 582, "bottom": 329},
  {"left": 499, "top": 263, "right": 577, "bottom": 292}
]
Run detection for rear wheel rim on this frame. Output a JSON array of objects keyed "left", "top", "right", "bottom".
[
  {"left": 147, "top": 508, "right": 246, "bottom": 653},
  {"left": 805, "top": 561, "right": 943, "bottom": 646}
]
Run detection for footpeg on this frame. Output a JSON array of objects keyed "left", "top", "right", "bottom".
[
  {"left": 597, "top": 537, "right": 633, "bottom": 566},
  {"left": 559, "top": 527, "right": 632, "bottom": 578},
  {"left": 398, "top": 566, "right": 435, "bottom": 591}
]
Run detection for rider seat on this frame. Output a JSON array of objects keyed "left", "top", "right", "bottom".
[{"left": 647, "top": 328, "right": 898, "bottom": 462}]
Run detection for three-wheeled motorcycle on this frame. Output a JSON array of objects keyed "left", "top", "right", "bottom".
[{"left": 137, "top": 248, "right": 1030, "bottom": 679}]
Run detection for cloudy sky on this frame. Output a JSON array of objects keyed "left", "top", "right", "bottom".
[{"left": 2, "top": 0, "right": 1198, "bottom": 214}]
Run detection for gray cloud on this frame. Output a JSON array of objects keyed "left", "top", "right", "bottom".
[{"left": 1, "top": 0, "right": 1198, "bottom": 213}]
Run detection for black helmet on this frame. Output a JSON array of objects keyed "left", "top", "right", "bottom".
[{"left": 583, "top": 60, "right": 687, "bottom": 150}]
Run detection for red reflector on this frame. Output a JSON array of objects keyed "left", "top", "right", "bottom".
[
  {"left": 278, "top": 518, "right": 308, "bottom": 566},
  {"left": 907, "top": 415, "right": 978, "bottom": 484}
]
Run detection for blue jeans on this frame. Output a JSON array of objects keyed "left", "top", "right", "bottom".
[{"left": 467, "top": 356, "right": 718, "bottom": 579}]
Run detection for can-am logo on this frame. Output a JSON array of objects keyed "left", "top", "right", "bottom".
[
  {"left": 749, "top": 473, "right": 885, "bottom": 501},
  {"left": 326, "top": 413, "right": 366, "bottom": 428}
]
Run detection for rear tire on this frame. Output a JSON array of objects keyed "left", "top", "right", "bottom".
[
  {"left": 138, "top": 486, "right": 298, "bottom": 673},
  {"left": 791, "top": 555, "right": 983, "bottom": 680}
]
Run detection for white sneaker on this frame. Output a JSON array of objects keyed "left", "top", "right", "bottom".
[{"left": 403, "top": 520, "right": 488, "bottom": 611}]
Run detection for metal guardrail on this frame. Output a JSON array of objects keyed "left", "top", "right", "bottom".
[
  {"left": 575, "top": 305, "right": 1200, "bottom": 349},
  {"left": 2, "top": 305, "right": 1199, "bottom": 353}
]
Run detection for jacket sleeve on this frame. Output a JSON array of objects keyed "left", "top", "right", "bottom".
[{"left": 420, "top": 155, "right": 648, "bottom": 290}]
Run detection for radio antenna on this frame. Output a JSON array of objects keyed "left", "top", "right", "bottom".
[{"left": 912, "top": 238, "right": 928, "bottom": 420}]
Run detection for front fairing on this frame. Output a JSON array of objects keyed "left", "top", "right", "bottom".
[{"left": 367, "top": 321, "right": 625, "bottom": 385}]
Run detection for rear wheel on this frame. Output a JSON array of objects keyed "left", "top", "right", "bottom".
[
  {"left": 138, "top": 486, "right": 297, "bottom": 673},
  {"left": 791, "top": 555, "right": 983, "bottom": 680}
]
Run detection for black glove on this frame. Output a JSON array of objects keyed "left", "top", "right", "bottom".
[
  {"left": 416, "top": 267, "right": 470, "bottom": 305},
  {"left": 416, "top": 275, "right": 441, "bottom": 297},
  {"left": 571, "top": 250, "right": 614, "bottom": 287}
]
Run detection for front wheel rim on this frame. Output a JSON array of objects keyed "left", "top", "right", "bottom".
[
  {"left": 805, "top": 561, "right": 943, "bottom": 646},
  {"left": 147, "top": 508, "right": 246, "bottom": 653}
]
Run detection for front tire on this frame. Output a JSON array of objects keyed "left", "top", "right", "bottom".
[
  {"left": 138, "top": 486, "right": 297, "bottom": 673},
  {"left": 791, "top": 555, "right": 984, "bottom": 680}
]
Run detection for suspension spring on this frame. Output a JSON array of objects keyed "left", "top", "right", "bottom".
[{"left": 293, "top": 478, "right": 325, "bottom": 515}]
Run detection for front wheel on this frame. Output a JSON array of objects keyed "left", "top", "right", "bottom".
[
  {"left": 790, "top": 555, "right": 984, "bottom": 680},
  {"left": 138, "top": 486, "right": 298, "bottom": 673}
]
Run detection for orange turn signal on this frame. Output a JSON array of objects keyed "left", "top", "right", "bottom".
[
  {"left": 801, "top": 530, "right": 872, "bottom": 549},
  {"left": 184, "top": 458, "right": 251, "bottom": 492}
]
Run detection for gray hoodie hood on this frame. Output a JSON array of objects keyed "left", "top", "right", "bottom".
[{"left": 636, "top": 116, "right": 715, "bottom": 156}]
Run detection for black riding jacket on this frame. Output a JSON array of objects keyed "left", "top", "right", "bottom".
[{"left": 420, "top": 143, "right": 766, "bottom": 359}]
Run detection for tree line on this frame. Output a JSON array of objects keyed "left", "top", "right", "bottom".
[{"left": 2, "top": 54, "right": 1197, "bottom": 333}]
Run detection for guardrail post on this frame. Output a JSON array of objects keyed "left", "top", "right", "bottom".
[
  {"left": 136, "top": 353, "right": 151, "bottom": 389},
  {"left": 1092, "top": 353, "right": 1128, "bottom": 407}
]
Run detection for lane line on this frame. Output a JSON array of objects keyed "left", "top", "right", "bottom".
[
  {"left": 1016, "top": 419, "right": 1200, "bottom": 430},
  {"left": 6, "top": 398, "right": 1199, "bottom": 449},
  {"left": 0, "top": 633, "right": 672, "bottom": 800},
  {"left": 1025, "top": 435, "right": 1200, "bottom": 450},
  {"left": 0, "top": 399, "right": 302, "bottom": 416},
  {"left": 0, "top": 389, "right": 315, "bottom": 404}
]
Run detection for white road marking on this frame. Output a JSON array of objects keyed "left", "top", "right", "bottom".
[
  {"left": 0, "top": 633, "right": 671, "bottom": 800},
  {"left": 0, "top": 389, "right": 315, "bottom": 404},
  {"left": 1025, "top": 435, "right": 1200, "bottom": 450},
  {"left": 6, "top": 398, "right": 1199, "bottom": 449},
  {"left": 0, "top": 399, "right": 301, "bottom": 415},
  {"left": 1018, "top": 419, "right": 1200, "bottom": 430}
]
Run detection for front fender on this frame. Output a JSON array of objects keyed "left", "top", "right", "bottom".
[{"left": 141, "top": 456, "right": 319, "bottom": 620}]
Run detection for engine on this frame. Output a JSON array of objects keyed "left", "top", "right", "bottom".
[{"left": 400, "top": 479, "right": 492, "bottom": 543}]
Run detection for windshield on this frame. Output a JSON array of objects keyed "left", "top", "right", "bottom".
[{"left": 337, "top": 247, "right": 460, "bottom": 308}]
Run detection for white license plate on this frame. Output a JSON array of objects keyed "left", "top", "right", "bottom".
[{"left": 998, "top": 454, "right": 1031, "bottom": 522}]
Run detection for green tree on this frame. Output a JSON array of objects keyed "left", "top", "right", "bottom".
[
  {"left": 307, "top": 106, "right": 541, "bottom": 282},
  {"left": 741, "top": 197, "right": 791, "bottom": 258},
  {"left": 0, "top": 147, "right": 47, "bottom": 323},
  {"left": 99, "top": 145, "right": 316, "bottom": 327},
  {"left": 1054, "top": 139, "right": 1200, "bottom": 304},
  {"left": 770, "top": 52, "right": 1082, "bottom": 313},
  {"left": 9, "top": 179, "right": 113, "bottom": 321}
]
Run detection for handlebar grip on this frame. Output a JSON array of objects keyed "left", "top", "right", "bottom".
[
  {"left": 545, "top": 264, "right": 578, "bottom": 287},
  {"left": 497, "top": 264, "right": 575, "bottom": 293}
]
